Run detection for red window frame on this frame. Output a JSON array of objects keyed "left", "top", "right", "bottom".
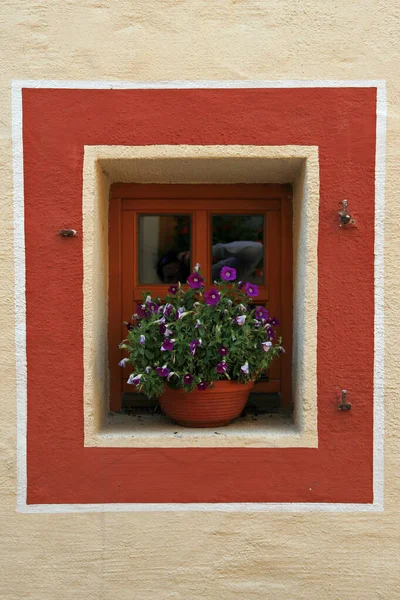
[{"left": 108, "top": 183, "right": 293, "bottom": 412}]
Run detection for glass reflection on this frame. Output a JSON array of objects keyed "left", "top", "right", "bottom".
[
  {"left": 211, "top": 215, "right": 264, "bottom": 284},
  {"left": 138, "top": 215, "right": 191, "bottom": 284}
]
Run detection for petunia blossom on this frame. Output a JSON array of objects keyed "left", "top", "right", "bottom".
[
  {"left": 127, "top": 373, "right": 143, "bottom": 386},
  {"left": 189, "top": 339, "right": 201, "bottom": 356},
  {"left": 123, "top": 321, "right": 134, "bottom": 331},
  {"left": 161, "top": 338, "right": 175, "bottom": 352},
  {"left": 139, "top": 335, "right": 146, "bottom": 345},
  {"left": 194, "top": 263, "right": 201, "bottom": 272},
  {"left": 160, "top": 323, "right": 173, "bottom": 337},
  {"left": 118, "top": 358, "right": 130, "bottom": 368},
  {"left": 187, "top": 272, "right": 204, "bottom": 289},
  {"left": 216, "top": 361, "right": 228, "bottom": 374},
  {"left": 235, "top": 315, "right": 246, "bottom": 326},
  {"left": 163, "top": 303, "right": 173, "bottom": 317},
  {"left": 255, "top": 306, "right": 269, "bottom": 321},
  {"left": 205, "top": 288, "right": 221, "bottom": 306},
  {"left": 168, "top": 285, "right": 178, "bottom": 295},
  {"left": 147, "top": 301, "right": 159, "bottom": 314},
  {"left": 136, "top": 304, "right": 148, "bottom": 319},
  {"left": 195, "top": 319, "right": 202, "bottom": 329},
  {"left": 218, "top": 345, "right": 228, "bottom": 357},
  {"left": 244, "top": 282, "right": 259, "bottom": 298},
  {"left": 197, "top": 381, "right": 208, "bottom": 391},
  {"left": 240, "top": 361, "right": 249, "bottom": 375},
  {"left": 220, "top": 266, "right": 237, "bottom": 281},
  {"left": 262, "top": 341, "right": 272, "bottom": 352},
  {"left": 184, "top": 374, "right": 194, "bottom": 385},
  {"left": 155, "top": 365, "right": 169, "bottom": 378}
]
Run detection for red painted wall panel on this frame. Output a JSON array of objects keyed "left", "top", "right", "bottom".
[{"left": 23, "top": 87, "right": 376, "bottom": 504}]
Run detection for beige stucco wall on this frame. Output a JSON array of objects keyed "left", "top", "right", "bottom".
[{"left": 1, "top": 1, "right": 399, "bottom": 598}]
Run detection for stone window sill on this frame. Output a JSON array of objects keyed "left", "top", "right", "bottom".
[{"left": 86, "top": 411, "right": 316, "bottom": 448}]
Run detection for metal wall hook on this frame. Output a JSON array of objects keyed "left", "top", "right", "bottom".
[
  {"left": 338, "top": 200, "right": 355, "bottom": 227},
  {"left": 59, "top": 229, "right": 77, "bottom": 237},
  {"left": 338, "top": 389, "right": 352, "bottom": 411}
]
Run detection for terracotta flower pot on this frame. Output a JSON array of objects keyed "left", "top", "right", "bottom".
[{"left": 159, "top": 380, "right": 254, "bottom": 428}]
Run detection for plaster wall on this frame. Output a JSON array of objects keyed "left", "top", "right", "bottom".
[{"left": 1, "top": 1, "right": 399, "bottom": 599}]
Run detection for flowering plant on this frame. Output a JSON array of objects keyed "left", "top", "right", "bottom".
[{"left": 119, "top": 264, "right": 284, "bottom": 399}]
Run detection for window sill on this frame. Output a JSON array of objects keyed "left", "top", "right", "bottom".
[{"left": 85, "top": 411, "right": 317, "bottom": 448}]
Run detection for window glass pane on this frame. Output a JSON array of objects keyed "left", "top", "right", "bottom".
[
  {"left": 211, "top": 215, "right": 264, "bottom": 284},
  {"left": 138, "top": 215, "right": 191, "bottom": 284}
]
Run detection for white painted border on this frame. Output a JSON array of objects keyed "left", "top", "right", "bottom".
[{"left": 12, "top": 79, "right": 385, "bottom": 513}]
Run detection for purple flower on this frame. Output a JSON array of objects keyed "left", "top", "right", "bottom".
[
  {"left": 205, "top": 288, "right": 221, "bottom": 306},
  {"left": 139, "top": 335, "right": 145, "bottom": 345},
  {"left": 184, "top": 374, "right": 194, "bottom": 385},
  {"left": 156, "top": 365, "right": 169, "bottom": 378},
  {"left": 118, "top": 358, "right": 130, "bottom": 368},
  {"left": 136, "top": 304, "right": 148, "bottom": 319},
  {"left": 238, "top": 281, "right": 244, "bottom": 290},
  {"left": 163, "top": 303, "right": 173, "bottom": 317},
  {"left": 220, "top": 266, "right": 236, "bottom": 281},
  {"left": 123, "top": 321, "right": 134, "bottom": 331},
  {"left": 195, "top": 319, "right": 202, "bottom": 329},
  {"left": 218, "top": 345, "right": 228, "bottom": 357},
  {"left": 161, "top": 339, "right": 175, "bottom": 352},
  {"left": 168, "top": 285, "right": 178, "bottom": 295},
  {"left": 147, "top": 302, "right": 159, "bottom": 314},
  {"left": 244, "top": 282, "right": 259, "bottom": 298},
  {"left": 176, "top": 307, "right": 185, "bottom": 320},
  {"left": 235, "top": 315, "right": 246, "bottom": 326},
  {"left": 254, "top": 320, "right": 261, "bottom": 328},
  {"left": 127, "top": 373, "right": 143, "bottom": 386},
  {"left": 240, "top": 361, "right": 249, "bottom": 375},
  {"left": 187, "top": 272, "right": 204, "bottom": 289},
  {"left": 189, "top": 339, "right": 201, "bottom": 356},
  {"left": 262, "top": 341, "right": 272, "bottom": 352},
  {"left": 197, "top": 381, "right": 208, "bottom": 391},
  {"left": 160, "top": 323, "right": 173, "bottom": 336},
  {"left": 255, "top": 306, "right": 269, "bottom": 321},
  {"left": 269, "top": 317, "right": 280, "bottom": 326},
  {"left": 216, "top": 361, "right": 228, "bottom": 374},
  {"left": 238, "top": 304, "right": 247, "bottom": 312}
]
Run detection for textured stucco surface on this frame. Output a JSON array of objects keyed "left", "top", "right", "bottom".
[{"left": 1, "top": 1, "right": 399, "bottom": 599}]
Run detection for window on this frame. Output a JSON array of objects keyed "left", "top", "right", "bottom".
[{"left": 108, "top": 184, "right": 293, "bottom": 417}]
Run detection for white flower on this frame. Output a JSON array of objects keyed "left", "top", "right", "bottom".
[
  {"left": 127, "top": 373, "right": 143, "bottom": 386},
  {"left": 139, "top": 335, "right": 146, "bottom": 345},
  {"left": 262, "top": 341, "right": 272, "bottom": 352},
  {"left": 194, "top": 263, "right": 201, "bottom": 272},
  {"left": 145, "top": 366, "right": 151, "bottom": 374},
  {"left": 240, "top": 361, "right": 249, "bottom": 375},
  {"left": 118, "top": 358, "right": 130, "bottom": 368},
  {"left": 238, "top": 304, "right": 247, "bottom": 313},
  {"left": 145, "top": 295, "right": 152, "bottom": 304},
  {"left": 235, "top": 315, "right": 246, "bottom": 326}
]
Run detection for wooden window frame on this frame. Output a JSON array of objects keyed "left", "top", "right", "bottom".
[{"left": 108, "top": 183, "right": 293, "bottom": 414}]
